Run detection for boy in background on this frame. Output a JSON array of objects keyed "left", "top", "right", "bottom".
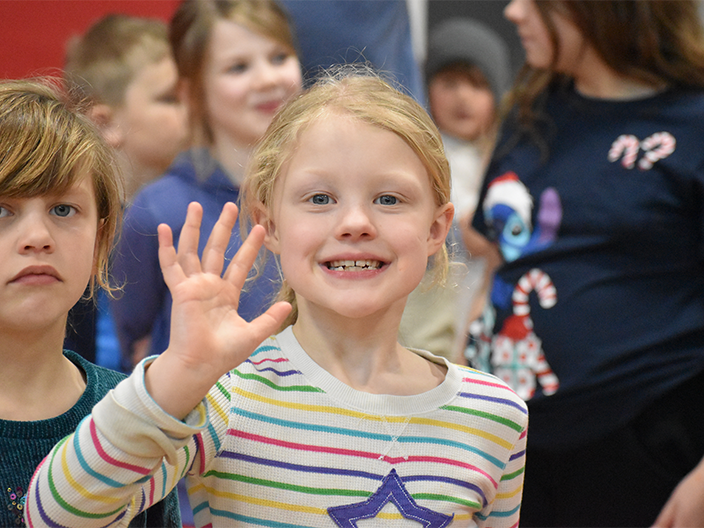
[
  {"left": 63, "top": 14, "right": 188, "bottom": 369},
  {"left": 64, "top": 13, "right": 187, "bottom": 201}
]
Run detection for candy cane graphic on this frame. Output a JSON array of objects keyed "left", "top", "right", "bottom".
[
  {"left": 513, "top": 269, "right": 558, "bottom": 395},
  {"left": 493, "top": 269, "right": 559, "bottom": 399},
  {"left": 638, "top": 131, "right": 676, "bottom": 170},
  {"left": 608, "top": 134, "right": 640, "bottom": 169},
  {"left": 513, "top": 268, "right": 557, "bottom": 316}
]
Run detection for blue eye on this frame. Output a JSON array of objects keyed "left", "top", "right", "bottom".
[
  {"left": 228, "top": 62, "right": 248, "bottom": 74},
  {"left": 0, "top": 205, "right": 10, "bottom": 218},
  {"left": 51, "top": 204, "right": 75, "bottom": 217},
  {"left": 271, "top": 52, "right": 289, "bottom": 65},
  {"left": 156, "top": 92, "right": 179, "bottom": 105},
  {"left": 310, "top": 194, "right": 331, "bottom": 205},
  {"left": 375, "top": 195, "right": 398, "bottom": 206}
]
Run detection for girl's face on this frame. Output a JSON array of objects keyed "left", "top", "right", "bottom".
[
  {"left": 0, "top": 175, "right": 99, "bottom": 333},
  {"left": 262, "top": 115, "right": 453, "bottom": 323},
  {"left": 202, "top": 19, "right": 302, "bottom": 149},
  {"left": 505, "top": 0, "right": 587, "bottom": 75}
]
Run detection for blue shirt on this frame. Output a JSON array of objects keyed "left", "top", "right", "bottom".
[
  {"left": 281, "top": 0, "right": 425, "bottom": 104},
  {"left": 110, "top": 150, "right": 280, "bottom": 361}
]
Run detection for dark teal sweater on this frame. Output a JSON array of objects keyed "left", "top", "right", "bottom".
[{"left": 0, "top": 350, "right": 181, "bottom": 527}]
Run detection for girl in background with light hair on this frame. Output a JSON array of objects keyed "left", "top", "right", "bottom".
[{"left": 109, "top": 0, "right": 302, "bottom": 370}]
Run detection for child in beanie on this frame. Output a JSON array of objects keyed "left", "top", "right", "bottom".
[{"left": 400, "top": 18, "right": 511, "bottom": 361}]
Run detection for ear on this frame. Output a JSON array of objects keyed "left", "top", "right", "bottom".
[
  {"left": 89, "top": 104, "right": 124, "bottom": 148},
  {"left": 252, "top": 203, "right": 281, "bottom": 254},
  {"left": 426, "top": 202, "right": 454, "bottom": 257}
]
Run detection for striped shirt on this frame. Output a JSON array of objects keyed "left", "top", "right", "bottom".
[{"left": 27, "top": 327, "right": 528, "bottom": 527}]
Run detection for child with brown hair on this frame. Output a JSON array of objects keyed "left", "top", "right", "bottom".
[
  {"left": 0, "top": 78, "right": 180, "bottom": 527},
  {"left": 65, "top": 13, "right": 188, "bottom": 202}
]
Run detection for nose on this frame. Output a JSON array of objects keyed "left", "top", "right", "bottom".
[
  {"left": 252, "top": 59, "right": 281, "bottom": 91},
  {"left": 504, "top": 0, "right": 523, "bottom": 24},
  {"left": 336, "top": 203, "right": 377, "bottom": 241},
  {"left": 18, "top": 211, "right": 55, "bottom": 254}
]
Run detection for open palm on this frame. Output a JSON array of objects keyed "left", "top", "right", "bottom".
[{"left": 144, "top": 202, "right": 291, "bottom": 419}]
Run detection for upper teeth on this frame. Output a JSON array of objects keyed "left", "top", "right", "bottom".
[{"left": 328, "top": 259, "right": 381, "bottom": 271}]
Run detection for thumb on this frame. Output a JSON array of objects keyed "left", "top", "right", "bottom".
[{"left": 247, "top": 302, "right": 293, "bottom": 345}]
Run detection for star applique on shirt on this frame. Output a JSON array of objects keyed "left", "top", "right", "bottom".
[{"left": 328, "top": 469, "right": 454, "bottom": 527}]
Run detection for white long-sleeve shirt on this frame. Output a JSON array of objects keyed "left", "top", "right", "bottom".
[{"left": 27, "top": 327, "right": 527, "bottom": 527}]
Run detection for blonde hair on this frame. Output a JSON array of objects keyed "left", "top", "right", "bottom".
[
  {"left": 170, "top": 0, "right": 299, "bottom": 146},
  {"left": 64, "top": 14, "right": 171, "bottom": 107},
  {"left": 242, "top": 66, "right": 451, "bottom": 329},
  {"left": 0, "top": 78, "right": 123, "bottom": 297}
]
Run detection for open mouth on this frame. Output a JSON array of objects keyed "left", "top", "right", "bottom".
[{"left": 326, "top": 259, "right": 383, "bottom": 271}]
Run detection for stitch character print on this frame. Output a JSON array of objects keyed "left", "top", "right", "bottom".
[{"left": 466, "top": 172, "right": 562, "bottom": 400}]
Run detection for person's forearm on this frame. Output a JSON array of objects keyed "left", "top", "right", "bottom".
[
  {"left": 459, "top": 215, "right": 502, "bottom": 269},
  {"left": 25, "top": 364, "right": 204, "bottom": 527}
]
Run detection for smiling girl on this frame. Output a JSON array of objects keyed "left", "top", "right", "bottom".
[
  {"left": 0, "top": 79, "right": 180, "bottom": 527},
  {"left": 27, "top": 69, "right": 528, "bottom": 527}
]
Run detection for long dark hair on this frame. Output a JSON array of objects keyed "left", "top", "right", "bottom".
[{"left": 506, "top": 0, "right": 704, "bottom": 130}]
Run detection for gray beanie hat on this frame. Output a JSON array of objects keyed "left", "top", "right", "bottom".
[{"left": 426, "top": 18, "right": 511, "bottom": 101}]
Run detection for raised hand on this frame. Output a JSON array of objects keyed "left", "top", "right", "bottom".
[{"left": 145, "top": 202, "right": 291, "bottom": 419}]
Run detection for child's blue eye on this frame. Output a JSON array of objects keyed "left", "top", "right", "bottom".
[
  {"left": 156, "top": 92, "right": 179, "bottom": 105},
  {"left": 51, "top": 204, "right": 75, "bottom": 217},
  {"left": 271, "top": 53, "right": 289, "bottom": 65},
  {"left": 310, "top": 194, "right": 331, "bottom": 205},
  {"left": 375, "top": 195, "right": 398, "bottom": 206},
  {"left": 228, "top": 62, "right": 248, "bottom": 74}
]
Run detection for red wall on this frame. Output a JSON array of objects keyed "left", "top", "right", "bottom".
[{"left": 0, "top": 1, "right": 180, "bottom": 79}]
